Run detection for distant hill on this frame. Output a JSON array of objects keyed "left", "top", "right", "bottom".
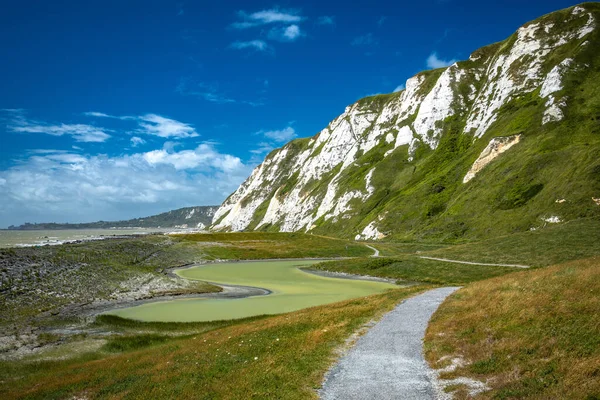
[{"left": 7, "top": 206, "right": 218, "bottom": 230}]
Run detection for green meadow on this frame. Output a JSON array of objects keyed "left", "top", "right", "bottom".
[{"left": 107, "top": 260, "right": 397, "bottom": 322}]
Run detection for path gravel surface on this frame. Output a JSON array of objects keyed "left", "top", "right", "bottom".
[
  {"left": 365, "top": 244, "right": 380, "bottom": 257},
  {"left": 418, "top": 256, "right": 529, "bottom": 268},
  {"left": 319, "top": 287, "right": 460, "bottom": 400}
]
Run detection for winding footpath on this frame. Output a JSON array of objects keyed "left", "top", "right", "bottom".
[
  {"left": 365, "top": 244, "right": 380, "bottom": 257},
  {"left": 319, "top": 287, "right": 460, "bottom": 400},
  {"left": 418, "top": 256, "right": 529, "bottom": 268}
]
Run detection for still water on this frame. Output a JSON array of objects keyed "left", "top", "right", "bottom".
[{"left": 107, "top": 260, "right": 397, "bottom": 322}]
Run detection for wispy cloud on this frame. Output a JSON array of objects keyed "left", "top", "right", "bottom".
[
  {"left": 84, "top": 110, "right": 200, "bottom": 138},
  {"left": 176, "top": 2, "right": 184, "bottom": 16},
  {"left": 316, "top": 16, "right": 335, "bottom": 26},
  {"left": 394, "top": 84, "right": 405, "bottom": 92},
  {"left": 231, "top": 8, "right": 303, "bottom": 29},
  {"left": 229, "top": 40, "right": 272, "bottom": 52},
  {"left": 426, "top": 52, "right": 457, "bottom": 69},
  {"left": 83, "top": 111, "right": 135, "bottom": 120},
  {"left": 177, "top": 80, "right": 237, "bottom": 104},
  {"left": 377, "top": 16, "right": 387, "bottom": 27},
  {"left": 176, "top": 78, "right": 264, "bottom": 106},
  {"left": 351, "top": 33, "right": 378, "bottom": 47},
  {"left": 12, "top": 124, "right": 112, "bottom": 143},
  {"left": 229, "top": 8, "right": 306, "bottom": 50},
  {"left": 2, "top": 110, "right": 112, "bottom": 143},
  {"left": 137, "top": 114, "right": 199, "bottom": 139},
  {"left": 260, "top": 126, "right": 297, "bottom": 142},
  {"left": 130, "top": 136, "right": 146, "bottom": 147},
  {"left": 251, "top": 125, "right": 297, "bottom": 155},
  {"left": 83, "top": 111, "right": 112, "bottom": 118},
  {"left": 250, "top": 142, "right": 275, "bottom": 155}
]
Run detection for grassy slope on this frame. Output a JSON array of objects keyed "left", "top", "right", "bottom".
[
  {"left": 424, "top": 257, "right": 600, "bottom": 399},
  {"left": 420, "top": 218, "right": 600, "bottom": 267},
  {"left": 0, "top": 287, "right": 428, "bottom": 400},
  {"left": 176, "top": 232, "right": 372, "bottom": 259}
]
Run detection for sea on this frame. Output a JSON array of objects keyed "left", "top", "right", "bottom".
[{"left": 0, "top": 228, "right": 172, "bottom": 248}]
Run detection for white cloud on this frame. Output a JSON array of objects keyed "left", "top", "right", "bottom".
[
  {"left": 83, "top": 111, "right": 111, "bottom": 118},
  {"left": 261, "top": 126, "right": 297, "bottom": 142},
  {"left": 131, "top": 136, "right": 146, "bottom": 147},
  {"left": 268, "top": 24, "right": 302, "bottom": 42},
  {"left": 426, "top": 52, "right": 457, "bottom": 69},
  {"left": 317, "top": 16, "right": 335, "bottom": 26},
  {"left": 377, "top": 16, "right": 387, "bottom": 26},
  {"left": 10, "top": 122, "right": 111, "bottom": 143},
  {"left": 5, "top": 110, "right": 202, "bottom": 143},
  {"left": 283, "top": 24, "right": 301, "bottom": 40},
  {"left": 83, "top": 111, "right": 200, "bottom": 138},
  {"left": 143, "top": 143, "right": 243, "bottom": 171},
  {"left": 137, "top": 114, "right": 199, "bottom": 138},
  {"left": 83, "top": 111, "right": 135, "bottom": 120},
  {"left": 394, "top": 84, "right": 405, "bottom": 92},
  {"left": 250, "top": 142, "right": 275, "bottom": 155},
  {"left": 351, "top": 33, "right": 378, "bottom": 47},
  {"left": 0, "top": 146, "right": 253, "bottom": 227},
  {"left": 229, "top": 40, "right": 271, "bottom": 52},
  {"left": 231, "top": 8, "right": 303, "bottom": 29}
]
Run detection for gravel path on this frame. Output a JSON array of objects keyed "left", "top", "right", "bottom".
[
  {"left": 418, "top": 256, "right": 529, "bottom": 268},
  {"left": 319, "top": 287, "right": 460, "bottom": 400},
  {"left": 365, "top": 244, "right": 380, "bottom": 257}
]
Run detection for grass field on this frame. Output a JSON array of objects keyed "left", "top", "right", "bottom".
[
  {"left": 174, "top": 232, "right": 372, "bottom": 259},
  {"left": 0, "top": 287, "right": 428, "bottom": 400},
  {"left": 424, "top": 257, "right": 600, "bottom": 399},
  {"left": 311, "top": 256, "right": 519, "bottom": 285},
  {"left": 420, "top": 218, "right": 600, "bottom": 267},
  {"left": 3, "top": 223, "right": 600, "bottom": 399},
  {"left": 108, "top": 260, "right": 397, "bottom": 322}
]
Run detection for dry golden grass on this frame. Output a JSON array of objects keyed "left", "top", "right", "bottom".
[
  {"left": 1, "top": 286, "right": 428, "bottom": 399},
  {"left": 425, "top": 257, "right": 600, "bottom": 399}
]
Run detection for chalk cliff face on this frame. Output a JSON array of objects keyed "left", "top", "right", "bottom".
[{"left": 213, "top": 4, "right": 600, "bottom": 241}]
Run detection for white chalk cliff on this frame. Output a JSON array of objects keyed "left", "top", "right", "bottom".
[{"left": 212, "top": 5, "right": 598, "bottom": 240}]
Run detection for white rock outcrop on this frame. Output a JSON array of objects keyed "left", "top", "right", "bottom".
[
  {"left": 463, "top": 135, "right": 522, "bottom": 183},
  {"left": 355, "top": 221, "right": 386, "bottom": 241}
]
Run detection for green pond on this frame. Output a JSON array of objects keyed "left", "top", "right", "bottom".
[{"left": 107, "top": 260, "right": 397, "bottom": 322}]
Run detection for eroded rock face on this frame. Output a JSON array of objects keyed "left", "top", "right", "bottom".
[
  {"left": 463, "top": 135, "right": 522, "bottom": 183},
  {"left": 212, "top": 5, "right": 597, "bottom": 239}
]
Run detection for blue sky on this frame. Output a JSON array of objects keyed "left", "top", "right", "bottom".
[{"left": 0, "top": 0, "right": 582, "bottom": 227}]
